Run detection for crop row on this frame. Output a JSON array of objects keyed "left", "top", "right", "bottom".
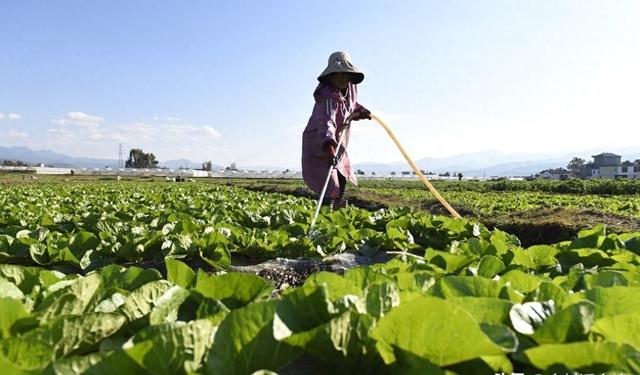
[
  {"left": 360, "top": 178, "right": 640, "bottom": 195},
  {"left": 0, "top": 183, "right": 486, "bottom": 270},
  {"left": 216, "top": 178, "right": 640, "bottom": 219},
  {"left": 358, "top": 187, "right": 640, "bottom": 218},
  {"left": 1, "top": 222, "right": 639, "bottom": 373}
]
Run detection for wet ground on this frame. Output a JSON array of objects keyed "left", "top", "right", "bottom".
[{"left": 231, "top": 252, "right": 393, "bottom": 288}]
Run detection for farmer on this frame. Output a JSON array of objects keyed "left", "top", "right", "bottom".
[{"left": 301, "top": 51, "right": 371, "bottom": 209}]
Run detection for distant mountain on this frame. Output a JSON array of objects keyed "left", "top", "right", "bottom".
[
  {"left": 414, "top": 150, "right": 533, "bottom": 172},
  {"left": 4, "top": 145, "right": 638, "bottom": 176},
  {"left": 355, "top": 151, "right": 567, "bottom": 176},
  {"left": 0, "top": 146, "right": 216, "bottom": 170},
  {"left": 0, "top": 146, "right": 118, "bottom": 168},
  {"left": 354, "top": 147, "right": 640, "bottom": 177},
  {"left": 462, "top": 160, "right": 567, "bottom": 178}
]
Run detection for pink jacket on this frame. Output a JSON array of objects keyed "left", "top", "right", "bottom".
[{"left": 301, "top": 82, "right": 365, "bottom": 198}]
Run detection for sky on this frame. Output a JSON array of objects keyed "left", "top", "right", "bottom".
[{"left": 1, "top": 1, "right": 639, "bottom": 168}]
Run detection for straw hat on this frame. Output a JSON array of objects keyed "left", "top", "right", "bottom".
[{"left": 317, "top": 51, "right": 365, "bottom": 85}]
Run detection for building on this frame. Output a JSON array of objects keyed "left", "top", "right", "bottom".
[
  {"left": 580, "top": 153, "right": 639, "bottom": 179},
  {"left": 594, "top": 153, "right": 621, "bottom": 179},
  {"left": 593, "top": 153, "right": 622, "bottom": 167},
  {"left": 582, "top": 163, "right": 600, "bottom": 178},
  {"left": 539, "top": 168, "right": 571, "bottom": 180},
  {"left": 617, "top": 161, "right": 636, "bottom": 179}
]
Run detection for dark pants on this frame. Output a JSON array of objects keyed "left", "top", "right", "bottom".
[
  {"left": 337, "top": 172, "right": 347, "bottom": 197},
  {"left": 322, "top": 172, "right": 347, "bottom": 206}
]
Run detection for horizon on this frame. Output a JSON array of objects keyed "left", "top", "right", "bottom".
[
  {"left": 3, "top": 144, "right": 639, "bottom": 175},
  {"left": 2, "top": 1, "right": 639, "bottom": 168}
]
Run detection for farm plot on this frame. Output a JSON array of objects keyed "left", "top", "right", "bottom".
[
  {"left": 228, "top": 178, "right": 640, "bottom": 244},
  {"left": 1, "top": 181, "right": 640, "bottom": 373},
  {"left": 357, "top": 188, "right": 640, "bottom": 218},
  {"left": 0, "top": 183, "right": 484, "bottom": 270},
  {"left": 1, "top": 224, "right": 640, "bottom": 373},
  {"left": 224, "top": 178, "right": 640, "bottom": 219}
]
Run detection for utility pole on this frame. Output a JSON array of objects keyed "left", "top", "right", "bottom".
[{"left": 118, "top": 143, "right": 124, "bottom": 168}]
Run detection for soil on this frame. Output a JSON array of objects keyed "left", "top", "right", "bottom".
[
  {"left": 118, "top": 252, "right": 393, "bottom": 288},
  {"left": 256, "top": 262, "right": 331, "bottom": 288},
  {"left": 230, "top": 252, "right": 392, "bottom": 288},
  {"left": 484, "top": 207, "right": 640, "bottom": 246}
]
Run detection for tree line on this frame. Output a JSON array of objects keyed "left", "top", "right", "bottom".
[
  {"left": 2, "top": 160, "right": 30, "bottom": 167},
  {"left": 125, "top": 148, "right": 218, "bottom": 171}
]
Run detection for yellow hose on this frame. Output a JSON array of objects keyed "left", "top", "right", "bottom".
[{"left": 370, "top": 114, "right": 462, "bottom": 219}]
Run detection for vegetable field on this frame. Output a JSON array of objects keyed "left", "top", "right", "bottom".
[
  {"left": 1, "top": 180, "right": 640, "bottom": 374},
  {"left": 228, "top": 178, "right": 640, "bottom": 219},
  {"left": 229, "top": 178, "right": 640, "bottom": 244}
]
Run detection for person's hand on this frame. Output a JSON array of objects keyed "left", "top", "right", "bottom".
[{"left": 351, "top": 108, "right": 371, "bottom": 121}]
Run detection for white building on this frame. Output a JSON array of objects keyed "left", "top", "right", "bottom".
[
  {"left": 539, "top": 168, "right": 571, "bottom": 180},
  {"left": 616, "top": 162, "right": 637, "bottom": 179}
]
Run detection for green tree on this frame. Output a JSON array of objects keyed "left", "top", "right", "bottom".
[
  {"left": 125, "top": 148, "right": 159, "bottom": 168},
  {"left": 2, "top": 160, "right": 29, "bottom": 166},
  {"left": 567, "top": 157, "right": 585, "bottom": 173},
  {"left": 201, "top": 161, "right": 213, "bottom": 171}
]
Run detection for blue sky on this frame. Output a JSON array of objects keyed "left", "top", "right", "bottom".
[{"left": 1, "top": 1, "right": 639, "bottom": 168}]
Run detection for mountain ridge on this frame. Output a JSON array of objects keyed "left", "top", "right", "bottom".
[
  {"left": 0, "top": 146, "right": 214, "bottom": 169},
  {"left": 2, "top": 145, "right": 639, "bottom": 176}
]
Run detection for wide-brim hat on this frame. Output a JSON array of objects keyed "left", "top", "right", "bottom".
[{"left": 317, "top": 51, "right": 365, "bottom": 85}]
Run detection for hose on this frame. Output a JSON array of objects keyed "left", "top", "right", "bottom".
[{"left": 370, "top": 113, "right": 462, "bottom": 219}]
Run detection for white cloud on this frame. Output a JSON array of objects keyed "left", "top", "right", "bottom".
[
  {"left": 123, "top": 121, "right": 222, "bottom": 141},
  {"left": 39, "top": 115, "right": 224, "bottom": 162},
  {"left": 111, "top": 121, "right": 223, "bottom": 161},
  {"left": 47, "top": 114, "right": 110, "bottom": 146},
  {"left": 0, "top": 113, "right": 21, "bottom": 121},
  {"left": 199, "top": 126, "right": 222, "bottom": 138},
  {"left": 152, "top": 116, "right": 183, "bottom": 122},
  {"left": 4, "top": 111, "right": 222, "bottom": 163},
  {"left": 8, "top": 130, "right": 28, "bottom": 140},
  {"left": 52, "top": 112, "right": 105, "bottom": 126}
]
